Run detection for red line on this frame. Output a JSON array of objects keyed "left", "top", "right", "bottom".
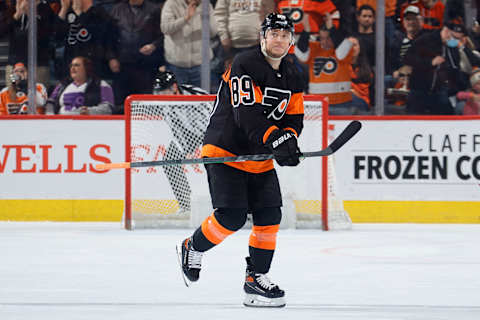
[{"left": 125, "top": 99, "right": 132, "bottom": 230}]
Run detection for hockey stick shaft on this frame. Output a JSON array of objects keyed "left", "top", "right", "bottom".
[{"left": 96, "top": 120, "right": 361, "bottom": 170}]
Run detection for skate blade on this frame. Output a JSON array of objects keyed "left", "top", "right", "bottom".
[
  {"left": 243, "top": 294, "right": 286, "bottom": 308},
  {"left": 175, "top": 244, "right": 192, "bottom": 288}
]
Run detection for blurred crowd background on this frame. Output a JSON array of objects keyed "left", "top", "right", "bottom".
[{"left": 1, "top": 0, "right": 479, "bottom": 116}]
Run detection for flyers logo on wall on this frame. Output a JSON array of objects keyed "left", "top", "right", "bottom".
[{"left": 332, "top": 120, "right": 480, "bottom": 201}]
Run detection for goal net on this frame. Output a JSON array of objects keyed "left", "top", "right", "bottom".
[{"left": 124, "top": 94, "right": 351, "bottom": 230}]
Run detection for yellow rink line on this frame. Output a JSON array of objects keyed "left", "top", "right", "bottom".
[
  {"left": 0, "top": 200, "right": 479, "bottom": 223},
  {"left": 0, "top": 200, "right": 124, "bottom": 221},
  {"left": 344, "top": 200, "right": 480, "bottom": 223}
]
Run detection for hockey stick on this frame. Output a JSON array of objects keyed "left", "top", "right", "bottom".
[{"left": 96, "top": 120, "right": 361, "bottom": 170}]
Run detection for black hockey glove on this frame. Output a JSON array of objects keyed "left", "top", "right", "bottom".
[{"left": 265, "top": 129, "right": 301, "bottom": 167}]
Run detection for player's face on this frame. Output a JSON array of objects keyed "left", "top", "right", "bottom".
[{"left": 264, "top": 28, "right": 292, "bottom": 59}]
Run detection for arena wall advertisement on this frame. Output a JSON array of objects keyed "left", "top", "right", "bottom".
[
  {"left": 0, "top": 117, "right": 125, "bottom": 221},
  {"left": 0, "top": 116, "right": 479, "bottom": 223},
  {"left": 332, "top": 118, "right": 480, "bottom": 223}
]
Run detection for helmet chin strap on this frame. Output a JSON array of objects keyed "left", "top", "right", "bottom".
[{"left": 260, "top": 37, "right": 293, "bottom": 61}]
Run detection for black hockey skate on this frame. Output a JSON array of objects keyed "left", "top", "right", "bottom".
[
  {"left": 176, "top": 237, "right": 203, "bottom": 287},
  {"left": 243, "top": 257, "right": 286, "bottom": 308}
]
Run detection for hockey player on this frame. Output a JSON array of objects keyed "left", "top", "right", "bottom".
[
  {"left": 177, "top": 13, "right": 304, "bottom": 308},
  {"left": 153, "top": 68, "right": 210, "bottom": 216}
]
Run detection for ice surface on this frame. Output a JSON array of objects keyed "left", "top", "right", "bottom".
[{"left": 1, "top": 222, "right": 479, "bottom": 320}]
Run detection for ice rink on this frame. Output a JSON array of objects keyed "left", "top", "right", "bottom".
[{"left": 1, "top": 222, "right": 480, "bottom": 320}]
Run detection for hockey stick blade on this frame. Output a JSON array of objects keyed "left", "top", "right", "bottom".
[
  {"left": 325, "top": 120, "right": 362, "bottom": 153},
  {"left": 95, "top": 120, "right": 361, "bottom": 170}
]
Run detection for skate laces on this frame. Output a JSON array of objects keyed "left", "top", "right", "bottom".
[
  {"left": 255, "top": 274, "right": 276, "bottom": 290},
  {"left": 188, "top": 247, "right": 203, "bottom": 269}
]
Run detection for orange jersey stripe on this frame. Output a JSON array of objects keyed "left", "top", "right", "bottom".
[
  {"left": 249, "top": 225, "right": 280, "bottom": 250},
  {"left": 201, "top": 144, "right": 274, "bottom": 173},
  {"left": 286, "top": 92, "right": 304, "bottom": 115},
  {"left": 201, "top": 213, "right": 235, "bottom": 245}
]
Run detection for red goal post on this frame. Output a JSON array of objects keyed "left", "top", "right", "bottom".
[{"left": 124, "top": 94, "right": 351, "bottom": 230}]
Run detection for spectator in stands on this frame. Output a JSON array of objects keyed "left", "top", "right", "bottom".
[
  {"left": 5, "top": 0, "right": 57, "bottom": 88},
  {"left": 400, "top": 0, "right": 444, "bottom": 30},
  {"left": 276, "top": 0, "right": 340, "bottom": 34},
  {"left": 446, "top": 19, "right": 480, "bottom": 114},
  {"left": 353, "top": 4, "right": 375, "bottom": 67},
  {"left": 0, "top": 0, "right": 13, "bottom": 35},
  {"left": 161, "top": 0, "right": 217, "bottom": 89},
  {"left": 444, "top": 0, "right": 464, "bottom": 23},
  {"left": 349, "top": 36, "right": 373, "bottom": 114},
  {"left": 391, "top": 5, "right": 427, "bottom": 74},
  {"left": 295, "top": 12, "right": 355, "bottom": 114},
  {"left": 356, "top": 0, "right": 397, "bottom": 60},
  {"left": 271, "top": 0, "right": 341, "bottom": 93},
  {"left": 45, "top": 56, "right": 114, "bottom": 115},
  {"left": 152, "top": 67, "right": 210, "bottom": 216},
  {"left": 331, "top": 0, "right": 356, "bottom": 35},
  {"left": 0, "top": 1, "right": 14, "bottom": 85},
  {"left": 214, "top": 0, "right": 263, "bottom": 66},
  {"left": 109, "top": 0, "right": 164, "bottom": 108},
  {"left": 456, "top": 69, "right": 480, "bottom": 115},
  {"left": 385, "top": 65, "right": 411, "bottom": 114},
  {"left": 0, "top": 62, "right": 48, "bottom": 115},
  {"left": 403, "top": 19, "right": 467, "bottom": 115},
  {"left": 56, "top": 0, "right": 116, "bottom": 78},
  {"left": 93, "top": 0, "right": 117, "bottom": 12}
]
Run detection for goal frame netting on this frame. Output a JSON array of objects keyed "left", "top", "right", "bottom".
[{"left": 124, "top": 94, "right": 350, "bottom": 231}]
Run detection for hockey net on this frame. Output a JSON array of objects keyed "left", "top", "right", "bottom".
[{"left": 124, "top": 94, "right": 351, "bottom": 230}]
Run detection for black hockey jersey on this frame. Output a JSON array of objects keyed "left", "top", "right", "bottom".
[{"left": 201, "top": 47, "right": 305, "bottom": 173}]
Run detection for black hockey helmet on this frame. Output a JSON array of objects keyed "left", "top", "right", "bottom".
[
  {"left": 153, "top": 70, "right": 177, "bottom": 92},
  {"left": 261, "top": 13, "right": 294, "bottom": 36}
]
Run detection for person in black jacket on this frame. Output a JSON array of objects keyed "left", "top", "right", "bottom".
[
  {"left": 108, "top": 0, "right": 165, "bottom": 106},
  {"left": 6, "top": 0, "right": 57, "bottom": 87},
  {"left": 404, "top": 19, "right": 467, "bottom": 114},
  {"left": 56, "top": 0, "right": 116, "bottom": 78}
]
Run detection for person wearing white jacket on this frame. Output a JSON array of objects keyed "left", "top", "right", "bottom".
[
  {"left": 214, "top": 0, "right": 264, "bottom": 62},
  {"left": 161, "top": 0, "right": 217, "bottom": 88}
]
